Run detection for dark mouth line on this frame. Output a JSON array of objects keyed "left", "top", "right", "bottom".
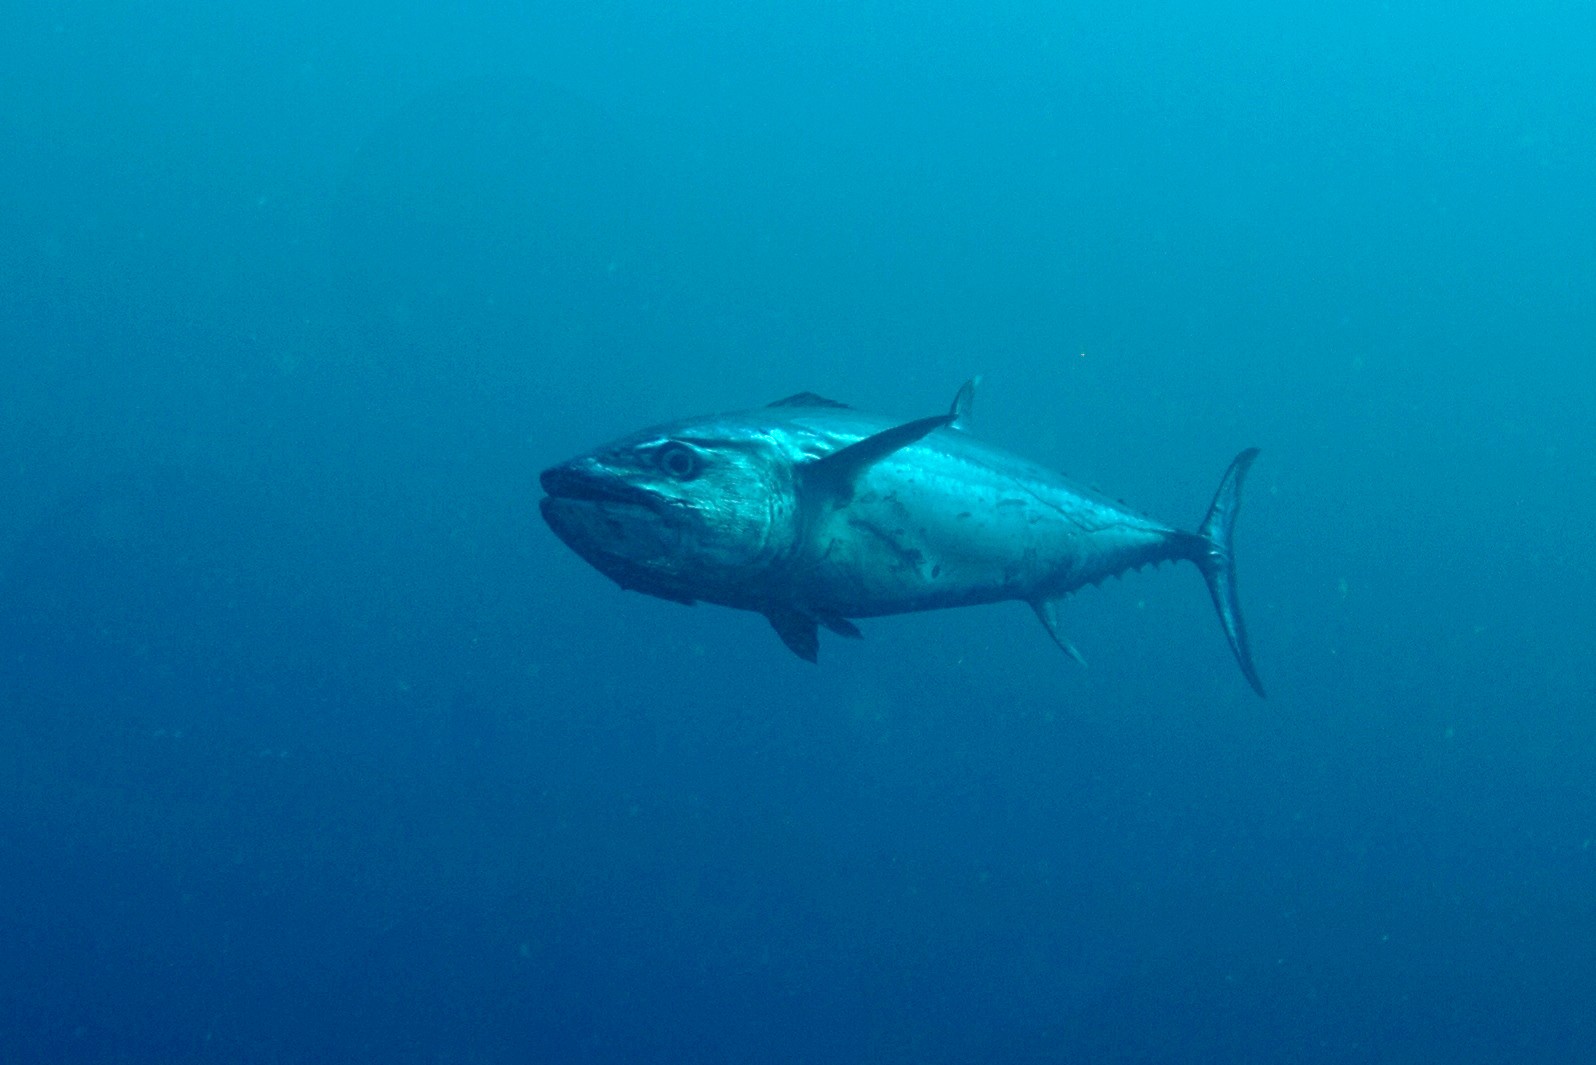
[
  {"left": 540, "top": 468, "right": 658, "bottom": 509},
  {"left": 543, "top": 482, "right": 630, "bottom": 505}
]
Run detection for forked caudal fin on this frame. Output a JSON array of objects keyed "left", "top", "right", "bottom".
[{"left": 1193, "top": 448, "right": 1266, "bottom": 698}]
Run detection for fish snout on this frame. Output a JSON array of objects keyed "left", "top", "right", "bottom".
[
  {"left": 540, "top": 461, "right": 611, "bottom": 501},
  {"left": 539, "top": 463, "right": 573, "bottom": 498},
  {"left": 539, "top": 461, "right": 656, "bottom": 509}
]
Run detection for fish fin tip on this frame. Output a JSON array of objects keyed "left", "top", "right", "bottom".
[
  {"left": 767, "top": 609, "right": 820, "bottom": 662},
  {"left": 1031, "top": 599, "right": 1088, "bottom": 667},
  {"left": 950, "top": 376, "right": 982, "bottom": 430},
  {"left": 1194, "top": 448, "right": 1266, "bottom": 697},
  {"left": 805, "top": 412, "right": 955, "bottom": 506},
  {"left": 817, "top": 613, "right": 863, "bottom": 639}
]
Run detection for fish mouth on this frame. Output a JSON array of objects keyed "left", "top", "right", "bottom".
[{"left": 539, "top": 464, "right": 657, "bottom": 509}]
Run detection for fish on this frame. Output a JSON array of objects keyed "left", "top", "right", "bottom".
[{"left": 539, "top": 380, "right": 1265, "bottom": 696}]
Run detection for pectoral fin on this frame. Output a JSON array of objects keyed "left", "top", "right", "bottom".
[
  {"left": 1031, "top": 599, "right": 1088, "bottom": 667},
  {"left": 806, "top": 412, "right": 954, "bottom": 508}
]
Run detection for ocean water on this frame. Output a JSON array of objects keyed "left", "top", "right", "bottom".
[{"left": 2, "top": 2, "right": 1592, "bottom": 1062}]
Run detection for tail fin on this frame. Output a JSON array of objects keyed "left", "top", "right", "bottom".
[{"left": 1194, "top": 448, "right": 1266, "bottom": 697}]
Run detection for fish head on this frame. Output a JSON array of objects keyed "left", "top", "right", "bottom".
[{"left": 539, "top": 419, "right": 801, "bottom": 606}]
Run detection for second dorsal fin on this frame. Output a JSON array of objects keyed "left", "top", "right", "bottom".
[{"left": 950, "top": 377, "right": 980, "bottom": 430}]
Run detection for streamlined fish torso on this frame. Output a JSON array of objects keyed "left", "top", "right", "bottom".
[
  {"left": 539, "top": 383, "right": 1265, "bottom": 695},
  {"left": 762, "top": 405, "right": 1187, "bottom": 616}
]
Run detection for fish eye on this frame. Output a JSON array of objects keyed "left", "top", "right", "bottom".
[{"left": 656, "top": 442, "right": 700, "bottom": 481}]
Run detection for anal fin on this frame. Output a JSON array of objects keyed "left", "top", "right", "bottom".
[{"left": 1031, "top": 599, "right": 1088, "bottom": 667}]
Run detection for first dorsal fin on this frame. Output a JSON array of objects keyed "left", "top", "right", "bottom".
[{"left": 767, "top": 392, "right": 852, "bottom": 410}]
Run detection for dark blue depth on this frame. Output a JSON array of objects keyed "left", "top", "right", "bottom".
[{"left": 2, "top": 3, "right": 1592, "bottom": 1062}]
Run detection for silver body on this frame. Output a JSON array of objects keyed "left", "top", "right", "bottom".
[
  {"left": 769, "top": 407, "right": 1186, "bottom": 617},
  {"left": 539, "top": 385, "right": 1264, "bottom": 694}
]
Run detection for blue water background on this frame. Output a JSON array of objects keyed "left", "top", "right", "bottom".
[{"left": 2, "top": 2, "right": 1592, "bottom": 1061}]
